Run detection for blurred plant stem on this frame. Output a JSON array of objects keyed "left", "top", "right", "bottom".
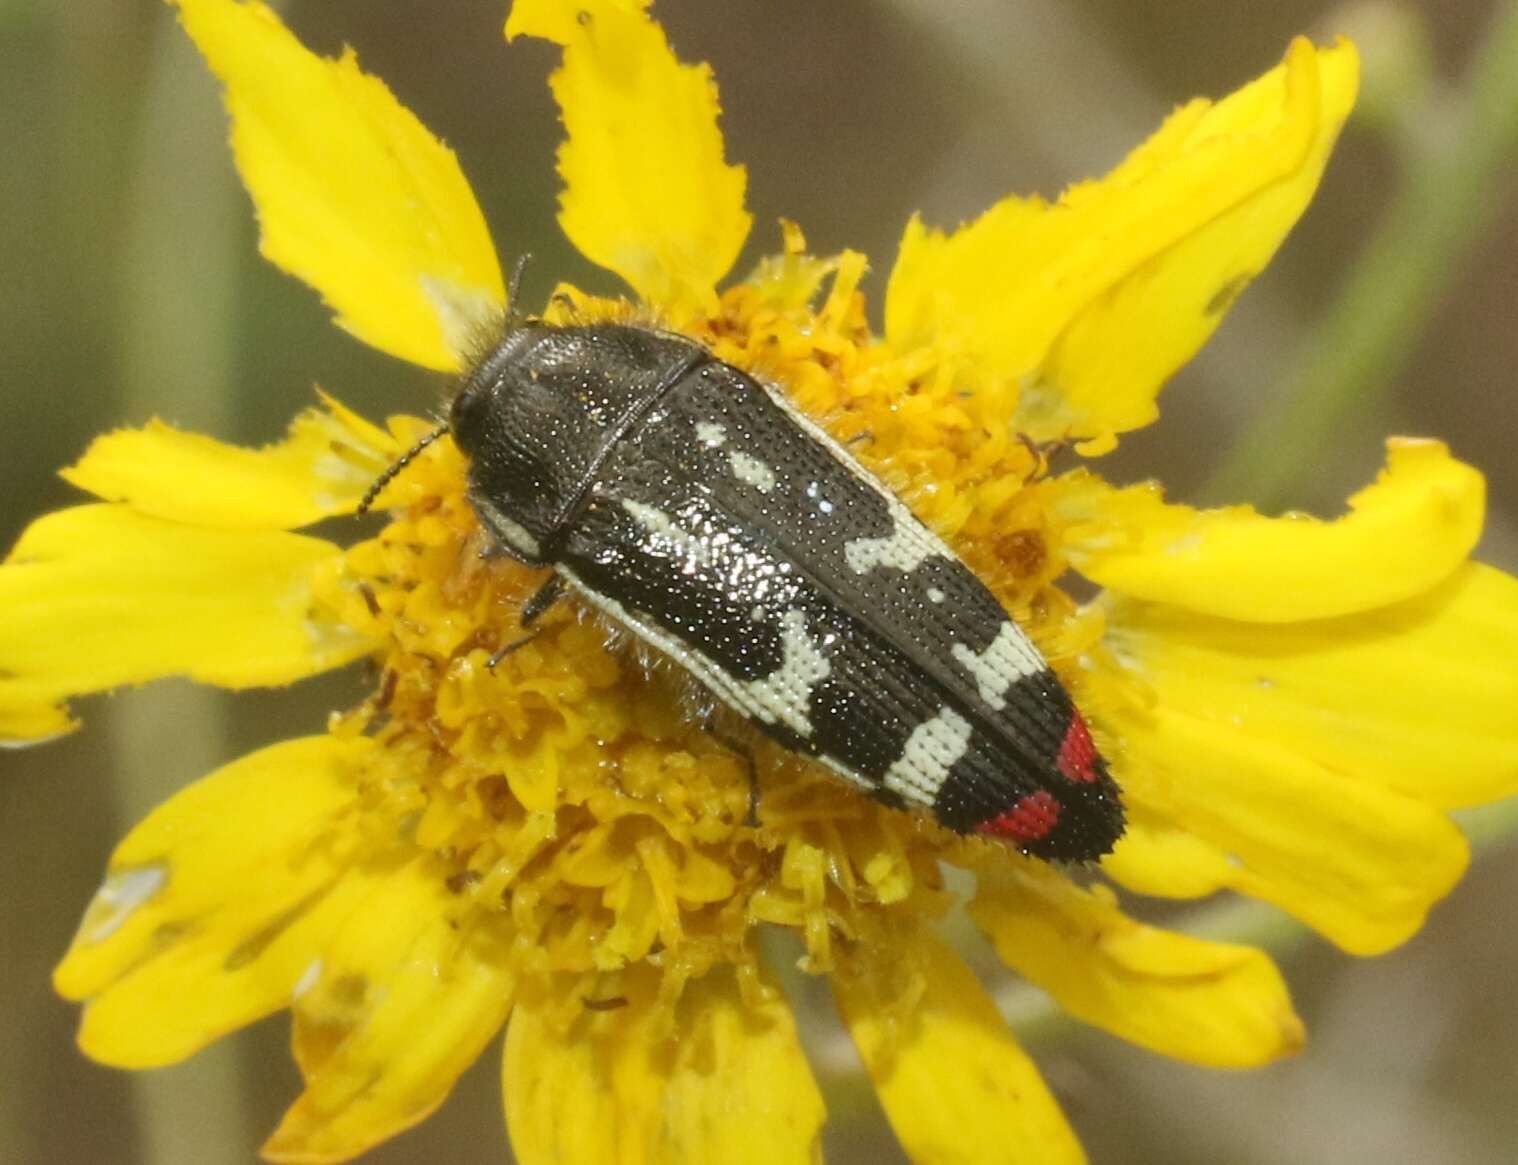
[
  {"left": 105, "top": 12, "right": 252, "bottom": 1165},
  {"left": 1208, "top": 0, "right": 1518, "bottom": 507}
]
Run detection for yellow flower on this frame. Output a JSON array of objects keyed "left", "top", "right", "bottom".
[{"left": 5, "top": 0, "right": 1515, "bottom": 1161}]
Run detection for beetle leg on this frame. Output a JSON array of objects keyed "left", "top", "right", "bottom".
[
  {"left": 487, "top": 629, "right": 541, "bottom": 670},
  {"left": 703, "top": 721, "right": 760, "bottom": 827},
  {"left": 521, "top": 572, "right": 566, "bottom": 627},
  {"left": 488, "top": 573, "right": 566, "bottom": 668}
]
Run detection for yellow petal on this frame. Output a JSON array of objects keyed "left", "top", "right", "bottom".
[
  {"left": 507, "top": 0, "right": 751, "bottom": 316},
  {"left": 0, "top": 699, "right": 71, "bottom": 746},
  {"left": 1095, "top": 653, "right": 1471, "bottom": 954},
  {"left": 743, "top": 220, "right": 844, "bottom": 313},
  {"left": 172, "top": 0, "right": 505, "bottom": 370},
  {"left": 54, "top": 736, "right": 371, "bottom": 1067},
  {"left": 1100, "top": 811, "right": 1242, "bottom": 900},
  {"left": 832, "top": 927, "right": 1084, "bottom": 1165},
  {"left": 969, "top": 861, "right": 1303, "bottom": 1068},
  {"left": 886, "top": 38, "right": 1357, "bottom": 449},
  {"left": 61, "top": 404, "right": 396, "bottom": 530},
  {"left": 1100, "top": 563, "right": 1518, "bottom": 810},
  {"left": 504, "top": 966, "right": 825, "bottom": 1165},
  {"left": 264, "top": 860, "right": 516, "bottom": 1163},
  {"left": 0, "top": 505, "right": 375, "bottom": 742},
  {"left": 1058, "top": 440, "right": 1483, "bottom": 620}
]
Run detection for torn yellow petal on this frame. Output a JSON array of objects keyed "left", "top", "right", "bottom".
[
  {"left": 886, "top": 38, "right": 1357, "bottom": 447},
  {"left": 61, "top": 404, "right": 396, "bottom": 530},
  {"left": 504, "top": 966, "right": 825, "bottom": 1165},
  {"left": 833, "top": 928, "right": 1084, "bottom": 1165},
  {"left": 173, "top": 0, "right": 505, "bottom": 370},
  {"left": 264, "top": 859, "right": 516, "bottom": 1163},
  {"left": 1101, "top": 563, "right": 1518, "bottom": 810},
  {"left": 970, "top": 861, "right": 1303, "bottom": 1068},
  {"left": 507, "top": 0, "right": 751, "bottom": 317},
  {"left": 0, "top": 505, "right": 375, "bottom": 742},
  {"left": 53, "top": 736, "right": 370, "bottom": 1067},
  {"left": 742, "top": 220, "right": 843, "bottom": 313},
  {"left": 1096, "top": 647, "right": 1471, "bottom": 953},
  {"left": 1060, "top": 439, "right": 1483, "bottom": 620},
  {"left": 0, "top": 701, "right": 72, "bottom": 746}
]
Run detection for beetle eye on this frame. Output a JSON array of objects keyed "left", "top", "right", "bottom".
[
  {"left": 449, "top": 380, "right": 500, "bottom": 458},
  {"left": 451, "top": 380, "right": 488, "bottom": 428}
]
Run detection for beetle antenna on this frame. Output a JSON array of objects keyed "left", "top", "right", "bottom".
[
  {"left": 506, "top": 253, "right": 532, "bottom": 326},
  {"left": 356, "top": 422, "right": 450, "bottom": 515}
]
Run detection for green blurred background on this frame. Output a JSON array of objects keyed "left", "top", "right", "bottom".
[{"left": 3, "top": 1, "right": 1516, "bottom": 1162}]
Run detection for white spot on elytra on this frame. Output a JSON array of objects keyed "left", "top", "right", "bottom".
[
  {"left": 951, "top": 621, "right": 1045, "bottom": 711},
  {"left": 883, "top": 706, "right": 973, "bottom": 807},
  {"left": 293, "top": 957, "right": 324, "bottom": 1000},
  {"left": 750, "top": 372, "right": 963, "bottom": 578},
  {"left": 927, "top": 586, "right": 946, "bottom": 604},
  {"left": 696, "top": 421, "right": 728, "bottom": 448},
  {"left": 620, "top": 498, "right": 719, "bottom": 572},
  {"left": 844, "top": 518, "right": 947, "bottom": 576},
  {"left": 576, "top": 508, "right": 833, "bottom": 737},
  {"left": 741, "top": 607, "right": 830, "bottom": 737},
  {"left": 729, "top": 450, "right": 778, "bottom": 493},
  {"left": 78, "top": 864, "right": 168, "bottom": 944},
  {"left": 556, "top": 567, "right": 829, "bottom": 742}
]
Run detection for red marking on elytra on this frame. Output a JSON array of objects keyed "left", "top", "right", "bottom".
[
  {"left": 1057, "top": 714, "right": 1099, "bottom": 784},
  {"left": 977, "top": 790, "right": 1061, "bottom": 842}
]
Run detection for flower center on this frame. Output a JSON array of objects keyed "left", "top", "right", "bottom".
[{"left": 321, "top": 269, "right": 1079, "bottom": 1009}]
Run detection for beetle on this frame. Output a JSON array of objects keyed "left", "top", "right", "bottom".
[{"left": 362, "top": 318, "right": 1124, "bottom": 861}]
